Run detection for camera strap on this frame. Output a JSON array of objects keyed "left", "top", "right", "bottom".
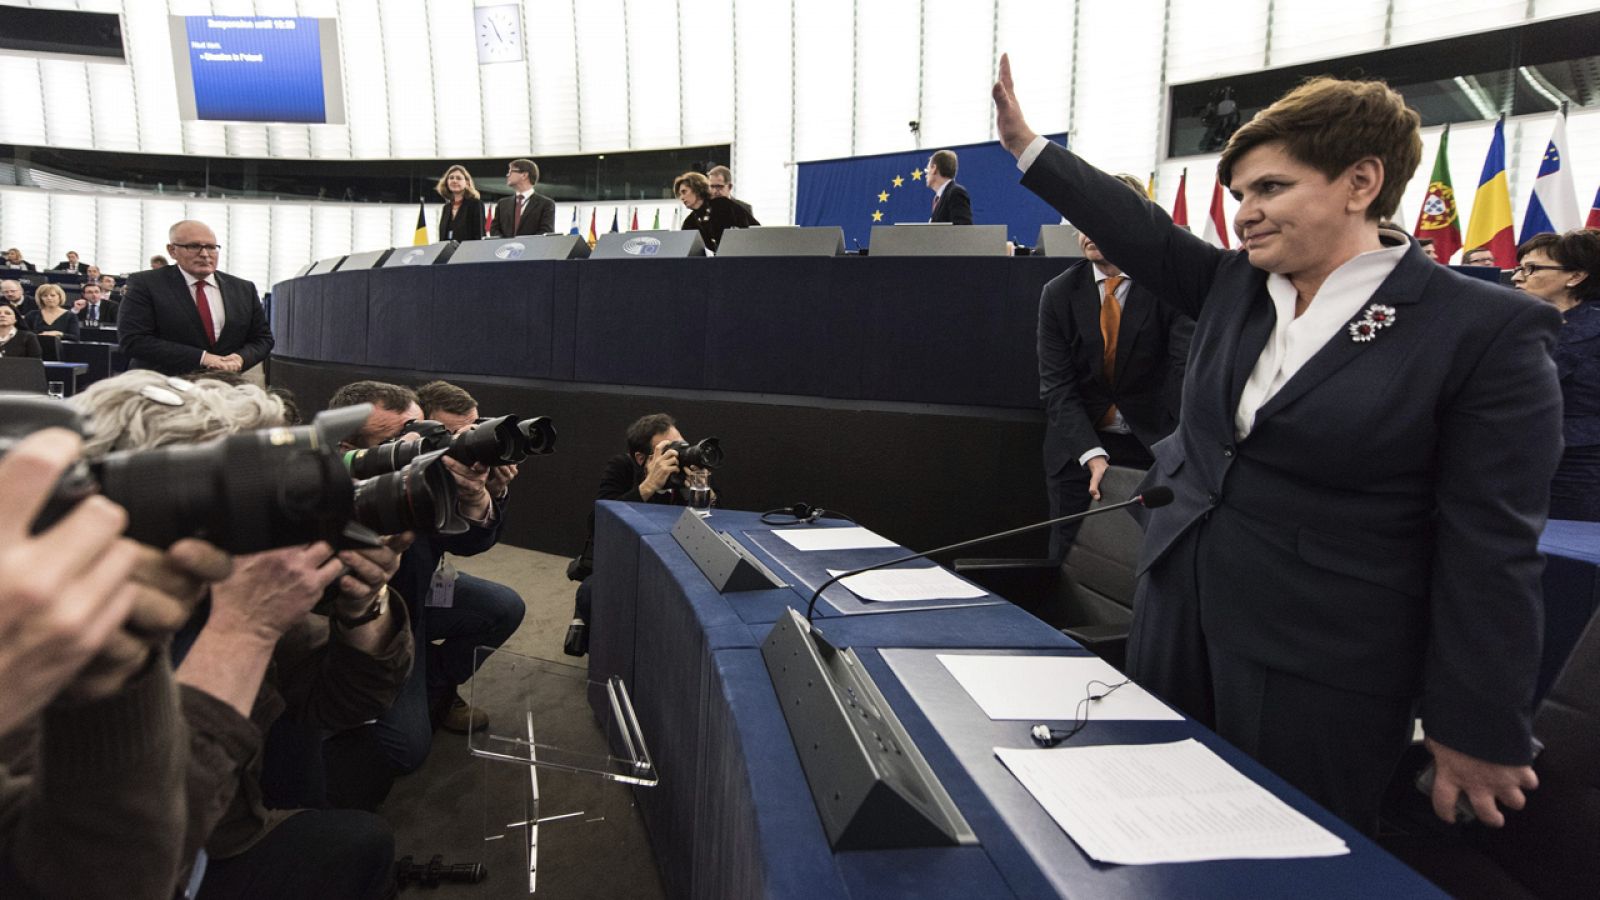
[{"left": 427, "top": 556, "right": 459, "bottom": 608}]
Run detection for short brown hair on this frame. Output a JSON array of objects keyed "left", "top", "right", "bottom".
[
  {"left": 929, "top": 150, "right": 958, "bottom": 179},
  {"left": 329, "top": 380, "right": 417, "bottom": 414},
  {"left": 708, "top": 165, "right": 732, "bottom": 184},
  {"left": 626, "top": 413, "right": 677, "bottom": 458},
  {"left": 416, "top": 380, "right": 478, "bottom": 419},
  {"left": 1520, "top": 229, "right": 1600, "bottom": 304},
  {"left": 674, "top": 172, "right": 711, "bottom": 203},
  {"left": 510, "top": 158, "right": 540, "bottom": 184},
  {"left": 1218, "top": 77, "right": 1421, "bottom": 221}
]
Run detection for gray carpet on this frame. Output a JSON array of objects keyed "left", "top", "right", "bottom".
[{"left": 381, "top": 544, "right": 666, "bottom": 899}]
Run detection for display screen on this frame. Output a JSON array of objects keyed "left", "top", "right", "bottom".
[{"left": 169, "top": 16, "right": 345, "bottom": 124}]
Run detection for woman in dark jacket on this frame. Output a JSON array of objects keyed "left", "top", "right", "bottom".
[
  {"left": 0, "top": 303, "right": 40, "bottom": 357},
  {"left": 674, "top": 171, "right": 754, "bottom": 253},
  {"left": 435, "top": 165, "right": 485, "bottom": 242},
  {"left": 1513, "top": 228, "right": 1600, "bottom": 521},
  {"left": 22, "top": 283, "right": 79, "bottom": 341}
]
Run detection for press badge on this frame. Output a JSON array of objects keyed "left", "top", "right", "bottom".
[{"left": 427, "top": 557, "right": 458, "bottom": 608}]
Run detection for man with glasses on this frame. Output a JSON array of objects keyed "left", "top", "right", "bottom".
[
  {"left": 118, "top": 220, "right": 274, "bottom": 376},
  {"left": 707, "top": 165, "right": 758, "bottom": 223}
]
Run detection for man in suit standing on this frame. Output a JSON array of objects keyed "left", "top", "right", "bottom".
[
  {"left": 997, "top": 57, "right": 1557, "bottom": 833},
  {"left": 927, "top": 149, "right": 973, "bottom": 225},
  {"left": 52, "top": 251, "right": 90, "bottom": 276},
  {"left": 1038, "top": 173, "right": 1193, "bottom": 560},
  {"left": 118, "top": 220, "right": 274, "bottom": 376},
  {"left": 708, "top": 165, "right": 759, "bottom": 224},
  {"left": 489, "top": 159, "right": 556, "bottom": 238}
]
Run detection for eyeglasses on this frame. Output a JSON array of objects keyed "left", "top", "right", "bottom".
[
  {"left": 172, "top": 243, "right": 222, "bottom": 253},
  {"left": 1512, "top": 263, "right": 1570, "bottom": 277}
]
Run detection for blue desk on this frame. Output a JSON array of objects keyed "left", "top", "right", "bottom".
[
  {"left": 589, "top": 501, "right": 1445, "bottom": 898},
  {"left": 1538, "top": 519, "right": 1600, "bottom": 699}
]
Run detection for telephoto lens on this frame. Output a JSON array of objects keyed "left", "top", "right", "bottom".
[
  {"left": 447, "top": 414, "right": 556, "bottom": 466},
  {"left": 342, "top": 419, "right": 452, "bottom": 478},
  {"left": 667, "top": 437, "right": 723, "bottom": 470},
  {"left": 349, "top": 449, "right": 469, "bottom": 536}
]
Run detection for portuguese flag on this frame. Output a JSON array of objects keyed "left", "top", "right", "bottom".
[{"left": 1413, "top": 124, "right": 1461, "bottom": 264}]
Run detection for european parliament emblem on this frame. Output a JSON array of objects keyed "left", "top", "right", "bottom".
[
  {"left": 623, "top": 237, "right": 662, "bottom": 257},
  {"left": 495, "top": 242, "right": 527, "bottom": 260},
  {"left": 398, "top": 249, "right": 427, "bottom": 265}
]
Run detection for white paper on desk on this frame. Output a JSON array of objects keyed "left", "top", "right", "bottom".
[
  {"left": 770, "top": 526, "right": 898, "bottom": 552},
  {"left": 995, "top": 739, "right": 1349, "bottom": 864},
  {"left": 937, "top": 654, "right": 1181, "bottom": 721},
  {"left": 825, "top": 567, "right": 987, "bottom": 602}
]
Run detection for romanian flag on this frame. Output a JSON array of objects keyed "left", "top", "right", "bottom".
[
  {"left": 1463, "top": 118, "right": 1516, "bottom": 268},
  {"left": 413, "top": 201, "right": 428, "bottom": 246},
  {"left": 1413, "top": 124, "right": 1461, "bottom": 264},
  {"left": 587, "top": 209, "right": 598, "bottom": 249},
  {"left": 1587, "top": 184, "right": 1600, "bottom": 230},
  {"left": 1170, "top": 168, "right": 1189, "bottom": 230}
]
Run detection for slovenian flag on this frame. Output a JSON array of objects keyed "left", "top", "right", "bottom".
[
  {"left": 1519, "top": 110, "right": 1580, "bottom": 242},
  {"left": 1463, "top": 117, "right": 1516, "bottom": 268},
  {"left": 1588, "top": 184, "right": 1600, "bottom": 230},
  {"left": 1201, "top": 175, "right": 1229, "bottom": 249}
]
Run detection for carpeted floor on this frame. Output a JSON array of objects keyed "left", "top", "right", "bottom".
[{"left": 380, "top": 543, "right": 666, "bottom": 899}]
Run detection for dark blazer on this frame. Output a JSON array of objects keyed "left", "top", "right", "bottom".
[
  {"left": 439, "top": 196, "right": 486, "bottom": 242},
  {"left": 1023, "top": 141, "right": 1562, "bottom": 765},
  {"left": 682, "top": 196, "right": 755, "bottom": 253},
  {"left": 78, "top": 298, "right": 118, "bottom": 326},
  {"left": 732, "top": 197, "right": 759, "bottom": 224},
  {"left": 53, "top": 261, "right": 89, "bottom": 275},
  {"left": 1556, "top": 300, "right": 1600, "bottom": 448},
  {"left": 1038, "top": 259, "right": 1193, "bottom": 473},
  {"left": 931, "top": 182, "right": 973, "bottom": 225},
  {"left": 118, "top": 266, "right": 274, "bottom": 376},
  {"left": 489, "top": 192, "right": 556, "bottom": 237},
  {"left": 23, "top": 308, "right": 79, "bottom": 341},
  {"left": 0, "top": 328, "right": 41, "bottom": 357}
]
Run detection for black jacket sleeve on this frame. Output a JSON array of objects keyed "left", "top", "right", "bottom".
[{"left": 118, "top": 271, "right": 205, "bottom": 374}]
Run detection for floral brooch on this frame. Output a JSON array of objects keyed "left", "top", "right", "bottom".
[{"left": 1348, "top": 304, "right": 1397, "bottom": 342}]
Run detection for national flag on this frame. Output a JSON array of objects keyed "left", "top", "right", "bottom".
[
  {"left": 1413, "top": 124, "right": 1461, "bottom": 264},
  {"left": 484, "top": 203, "right": 495, "bottom": 235},
  {"left": 609, "top": 209, "right": 619, "bottom": 233},
  {"left": 1171, "top": 168, "right": 1189, "bottom": 230},
  {"left": 587, "top": 209, "right": 598, "bottom": 249},
  {"left": 652, "top": 208, "right": 661, "bottom": 229},
  {"left": 1587, "top": 184, "right": 1600, "bottom": 230},
  {"left": 631, "top": 208, "right": 639, "bottom": 231},
  {"left": 1463, "top": 117, "right": 1516, "bottom": 268},
  {"left": 568, "top": 206, "right": 579, "bottom": 236},
  {"left": 1145, "top": 172, "right": 1155, "bottom": 200},
  {"left": 1519, "top": 110, "right": 1580, "bottom": 242},
  {"left": 1201, "top": 175, "right": 1229, "bottom": 249},
  {"left": 413, "top": 200, "right": 428, "bottom": 246}
]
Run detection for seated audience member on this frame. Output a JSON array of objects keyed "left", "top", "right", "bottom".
[
  {"left": 1417, "top": 237, "right": 1439, "bottom": 262},
  {"left": 99, "top": 273, "right": 121, "bottom": 300},
  {"left": 566, "top": 413, "right": 716, "bottom": 655},
  {"left": 1462, "top": 246, "right": 1498, "bottom": 267},
  {"left": 0, "top": 279, "right": 30, "bottom": 316},
  {"left": 0, "top": 304, "right": 40, "bottom": 357},
  {"left": 73, "top": 371, "right": 412, "bottom": 900},
  {"left": 23, "top": 283, "right": 81, "bottom": 340},
  {"left": 52, "top": 251, "right": 88, "bottom": 275},
  {"left": 150, "top": 255, "right": 170, "bottom": 269},
  {"left": 322, "top": 380, "right": 525, "bottom": 809},
  {"left": 1513, "top": 229, "right": 1600, "bottom": 521},
  {"left": 73, "top": 281, "right": 118, "bottom": 326},
  {"left": 0, "top": 427, "right": 231, "bottom": 900},
  {"left": 3, "top": 247, "right": 35, "bottom": 271},
  {"left": 85, "top": 265, "right": 102, "bottom": 284},
  {"left": 436, "top": 165, "right": 485, "bottom": 242},
  {"left": 675, "top": 171, "right": 754, "bottom": 253},
  {"left": 707, "top": 165, "right": 759, "bottom": 223}
]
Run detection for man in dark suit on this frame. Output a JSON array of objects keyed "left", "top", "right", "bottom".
[
  {"left": 118, "top": 219, "right": 274, "bottom": 376},
  {"left": 52, "top": 251, "right": 89, "bottom": 276},
  {"left": 1038, "top": 173, "right": 1193, "bottom": 559},
  {"left": 73, "top": 281, "right": 118, "bottom": 325},
  {"left": 488, "top": 158, "right": 556, "bottom": 237},
  {"left": 0, "top": 279, "right": 33, "bottom": 317},
  {"left": 927, "top": 149, "right": 973, "bottom": 225},
  {"left": 708, "top": 165, "right": 759, "bottom": 223},
  {"left": 997, "top": 57, "right": 1557, "bottom": 833}
]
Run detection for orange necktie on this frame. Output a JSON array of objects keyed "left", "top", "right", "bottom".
[{"left": 1098, "top": 275, "right": 1124, "bottom": 428}]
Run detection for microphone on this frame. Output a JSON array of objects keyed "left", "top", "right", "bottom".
[{"left": 804, "top": 487, "right": 1173, "bottom": 622}]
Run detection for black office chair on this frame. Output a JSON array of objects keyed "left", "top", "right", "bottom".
[
  {"left": 36, "top": 333, "right": 62, "bottom": 362},
  {"left": 955, "top": 465, "right": 1147, "bottom": 669},
  {"left": 61, "top": 341, "right": 115, "bottom": 388},
  {"left": 0, "top": 356, "right": 47, "bottom": 393}
]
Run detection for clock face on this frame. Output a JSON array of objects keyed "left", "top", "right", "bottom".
[{"left": 475, "top": 5, "right": 523, "bottom": 64}]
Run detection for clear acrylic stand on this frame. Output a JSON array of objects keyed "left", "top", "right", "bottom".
[{"left": 468, "top": 647, "right": 656, "bottom": 894}]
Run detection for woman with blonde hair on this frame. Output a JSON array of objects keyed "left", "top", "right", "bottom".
[
  {"left": 435, "top": 165, "right": 485, "bottom": 242},
  {"left": 23, "top": 283, "right": 80, "bottom": 340}
]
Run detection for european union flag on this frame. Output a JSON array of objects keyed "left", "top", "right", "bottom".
[{"left": 795, "top": 134, "right": 1068, "bottom": 250}]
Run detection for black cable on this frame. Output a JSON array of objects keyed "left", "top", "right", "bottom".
[
  {"left": 1028, "top": 679, "right": 1131, "bottom": 747},
  {"left": 759, "top": 503, "right": 856, "bottom": 526}
]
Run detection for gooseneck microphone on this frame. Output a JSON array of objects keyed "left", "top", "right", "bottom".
[{"left": 803, "top": 487, "right": 1174, "bottom": 623}]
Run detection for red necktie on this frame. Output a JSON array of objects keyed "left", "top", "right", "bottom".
[
  {"left": 194, "top": 280, "right": 218, "bottom": 347},
  {"left": 513, "top": 195, "right": 525, "bottom": 234}
]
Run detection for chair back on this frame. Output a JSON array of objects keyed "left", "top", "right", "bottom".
[{"left": 0, "top": 356, "right": 47, "bottom": 393}]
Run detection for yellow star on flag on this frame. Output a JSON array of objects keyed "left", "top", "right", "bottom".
[
  {"left": 877, "top": 191, "right": 889, "bottom": 203},
  {"left": 892, "top": 175, "right": 904, "bottom": 188},
  {"left": 911, "top": 168, "right": 923, "bottom": 181},
  {"left": 872, "top": 210, "right": 884, "bottom": 222}
]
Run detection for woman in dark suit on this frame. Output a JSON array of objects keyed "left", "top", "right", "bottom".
[
  {"left": 1514, "top": 228, "right": 1600, "bottom": 521},
  {"left": 0, "top": 303, "right": 41, "bottom": 357},
  {"left": 674, "top": 171, "right": 753, "bottom": 253},
  {"left": 435, "top": 165, "right": 485, "bottom": 242},
  {"left": 23, "top": 283, "right": 80, "bottom": 340}
]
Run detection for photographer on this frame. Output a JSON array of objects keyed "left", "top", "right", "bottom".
[
  {"left": 0, "top": 428, "right": 231, "bottom": 900},
  {"left": 566, "top": 413, "right": 716, "bottom": 655},
  {"left": 72, "top": 372, "right": 413, "bottom": 900},
  {"left": 323, "top": 381, "right": 525, "bottom": 809}
]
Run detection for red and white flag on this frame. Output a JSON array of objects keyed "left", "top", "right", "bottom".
[
  {"left": 1201, "top": 176, "right": 1230, "bottom": 249},
  {"left": 1170, "top": 168, "right": 1189, "bottom": 230}
]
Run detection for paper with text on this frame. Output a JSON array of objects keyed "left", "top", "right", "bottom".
[
  {"left": 771, "top": 526, "right": 898, "bottom": 552},
  {"left": 938, "top": 654, "right": 1180, "bottom": 721},
  {"left": 825, "top": 566, "right": 988, "bottom": 602}
]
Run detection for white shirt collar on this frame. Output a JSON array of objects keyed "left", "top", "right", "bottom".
[
  {"left": 180, "top": 268, "right": 213, "bottom": 288},
  {"left": 516, "top": 189, "right": 534, "bottom": 202}
]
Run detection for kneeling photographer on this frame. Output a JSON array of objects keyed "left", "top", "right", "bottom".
[
  {"left": 566, "top": 413, "right": 719, "bottom": 655},
  {"left": 323, "top": 381, "right": 536, "bottom": 809},
  {"left": 68, "top": 371, "right": 414, "bottom": 900}
]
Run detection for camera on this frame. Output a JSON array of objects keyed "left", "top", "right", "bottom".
[
  {"left": 5, "top": 393, "right": 368, "bottom": 554},
  {"left": 666, "top": 437, "right": 722, "bottom": 470},
  {"left": 343, "top": 414, "right": 556, "bottom": 478}
]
